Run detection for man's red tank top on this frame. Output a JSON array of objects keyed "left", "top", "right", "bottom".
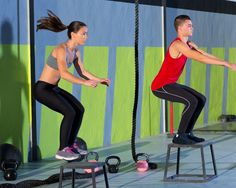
[{"left": 151, "top": 38, "right": 187, "bottom": 91}]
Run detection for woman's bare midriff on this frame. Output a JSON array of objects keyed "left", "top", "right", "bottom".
[{"left": 39, "top": 64, "right": 61, "bottom": 85}]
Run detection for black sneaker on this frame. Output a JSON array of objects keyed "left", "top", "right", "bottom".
[
  {"left": 172, "top": 134, "right": 196, "bottom": 145},
  {"left": 186, "top": 132, "right": 205, "bottom": 142}
]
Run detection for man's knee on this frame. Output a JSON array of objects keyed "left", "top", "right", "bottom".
[{"left": 187, "top": 97, "right": 199, "bottom": 112}]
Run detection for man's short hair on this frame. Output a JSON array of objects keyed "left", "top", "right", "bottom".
[{"left": 174, "top": 15, "right": 191, "bottom": 31}]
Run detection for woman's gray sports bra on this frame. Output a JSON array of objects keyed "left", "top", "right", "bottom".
[{"left": 46, "top": 46, "right": 77, "bottom": 70}]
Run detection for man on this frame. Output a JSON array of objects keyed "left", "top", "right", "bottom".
[{"left": 151, "top": 15, "right": 236, "bottom": 145}]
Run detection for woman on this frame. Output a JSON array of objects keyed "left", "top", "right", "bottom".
[{"left": 34, "top": 10, "right": 110, "bottom": 160}]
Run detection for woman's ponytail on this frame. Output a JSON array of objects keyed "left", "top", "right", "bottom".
[{"left": 36, "top": 10, "right": 67, "bottom": 32}]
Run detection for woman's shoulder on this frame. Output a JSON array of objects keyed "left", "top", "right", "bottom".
[
  {"left": 52, "top": 43, "right": 66, "bottom": 57},
  {"left": 56, "top": 43, "right": 67, "bottom": 51}
]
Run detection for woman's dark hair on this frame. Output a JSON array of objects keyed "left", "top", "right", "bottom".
[
  {"left": 36, "top": 10, "right": 87, "bottom": 39},
  {"left": 174, "top": 15, "right": 191, "bottom": 31}
]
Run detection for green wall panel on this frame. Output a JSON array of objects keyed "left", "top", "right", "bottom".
[
  {"left": 208, "top": 48, "right": 224, "bottom": 122},
  {"left": 79, "top": 47, "right": 109, "bottom": 148},
  {"left": 227, "top": 48, "right": 236, "bottom": 114},
  {"left": 111, "top": 47, "right": 135, "bottom": 144},
  {"left": 0, "top": 45, "right": 31, "bottom": 162},
  {"left": 140, "top": 47, "right": 163, "bottom": 137}
]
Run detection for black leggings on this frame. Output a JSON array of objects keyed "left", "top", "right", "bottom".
[
  {"left": 33, "top": 81, "right": 84, "bottom": 150},
  {"left": 153, "top": 83, "right": 206, "bottom": 134}
]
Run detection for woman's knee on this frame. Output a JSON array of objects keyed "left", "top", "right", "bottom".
[
  {"left": 74, "top": 103, "right": 85, "bottom": 114},
  {"left": 62, "top": 106, "right": 77, "bottom": 120},
  {"left": 80, "top": 105, "right": 85, "bottom": 114},
  {"left": 198, "top": 95, "right": 206, "bottom": 107},
  {"left": 63, "top": 103, "right": 84, "bottom": 121}
]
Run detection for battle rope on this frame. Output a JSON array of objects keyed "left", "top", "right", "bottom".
[
  {"left": 131, "top": 0, "right": 157, "bottom": 170},
  {"left": 131, "top": 0, "right": 139, "bottom": 162},
  {"left": 0, "top": 170, "right": 103, "bottom": 188}
]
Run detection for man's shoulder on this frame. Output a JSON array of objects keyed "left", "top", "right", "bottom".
[
  {"left": 169, "top": 39, "right": 181, "bottom": 49},
  {"left": 170, "top": 39, "right": 184, "bottom": 49}
]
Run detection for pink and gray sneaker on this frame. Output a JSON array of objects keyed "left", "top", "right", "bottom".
[
  {"left": 71, "top": 143, "right": 88, "bottom": 155},
  {"left": 55, "top": 147, "right": 79, "bottom": 161}
]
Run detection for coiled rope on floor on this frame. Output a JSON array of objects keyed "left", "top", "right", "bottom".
[{"left": 0, "top": 170, "right": 104, "bottom": 188}]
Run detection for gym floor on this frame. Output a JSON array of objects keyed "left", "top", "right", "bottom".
[{"left": 1, "top": 123, "right": 236, "bottom": 188}]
